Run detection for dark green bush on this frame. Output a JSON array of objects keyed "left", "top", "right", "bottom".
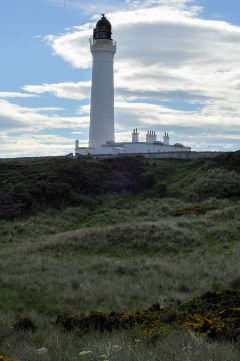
[
  {"left": 138, "top": 172, "right": 156, "bottom": 190},
  {"left": 153, "top": 182, "right": 167, "bottom": 197},
  {"left": 0, "top": 157, "right": 145, "bottom": 218},
  {"left": 13, "top": 317, "right": 35, "bottom": 332}
]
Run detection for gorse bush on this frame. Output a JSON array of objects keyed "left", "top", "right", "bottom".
[
  {"left": 55, "top": 290, "right": 240, "bottom": 343},
  {"left": 0, "top": 355, "right": 17, "bottom": 361},
  {"left": 183, "top": 290, "right": 240, "bottom": 342}
]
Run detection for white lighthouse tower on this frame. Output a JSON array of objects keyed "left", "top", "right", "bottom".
[
  {"left": 89, "top": 14, "right": 116, "bottom": 150},
  {"left": 74, "top": 16, "right": 191, "bottom": 156}
]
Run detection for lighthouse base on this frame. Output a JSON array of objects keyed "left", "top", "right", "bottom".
[{"left": 75, "top": 141, "right": 191, "bottom": 157}]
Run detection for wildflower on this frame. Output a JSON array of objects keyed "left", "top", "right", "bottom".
[
  {"left": 79, "top": 350, "right": 92, "bottom": 358},
  {"left": 36, "top": 348, "right": 48, "bottom": 354},
  {"left": 98, "top": 355, "right": 108, "bottom": 359},
  {"left": 134, "top": 339, "right": 142, "bottom": 343},
  {"left": 112, "top": 345, "right": 122, "bottom": 351}
]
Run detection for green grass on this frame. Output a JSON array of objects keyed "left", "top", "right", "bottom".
[
  {"left": 0, "top": 154, "right": 240, "bottom": 360},
  {"left": 0, "top": 198, "right": 240, "bottom": 315}
]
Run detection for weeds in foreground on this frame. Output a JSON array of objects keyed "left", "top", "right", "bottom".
[{"left": 0, "top": 324, "right": 240, "bottom": 361}]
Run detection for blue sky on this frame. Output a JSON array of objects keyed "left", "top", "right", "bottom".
[{"left": 0, "top": 0, "right": 240, "bottom": 157}]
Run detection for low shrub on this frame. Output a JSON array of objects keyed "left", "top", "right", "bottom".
[
  {"left": 56, "top": 290, "right": 240, "bottom": 342},
  {"left": 188, "top": 168, "right": 240, "bottom": 199},
  {"left": 56, "top": 310, "right": 161, "bottom": 333},
  {"left": 13, "top": 317, "right": 35, "bottom": 332}
]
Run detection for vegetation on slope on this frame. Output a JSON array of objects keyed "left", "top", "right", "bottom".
[
  {"left": 0, "top": 156, "right": 144, "bottom": 218},
  {"left": 0, "top": 151, "right": 240, "bottom": 360},
  {"left": 0, "top": 196, "right": 240, "bottom": 360},
  {"left": 0, "top": 151, "right": 240, "bottom": 219}
]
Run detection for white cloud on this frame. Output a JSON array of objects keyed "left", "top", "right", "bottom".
[
  {"left": 49, "top": 0, "right": 202, "bottom": 15},
  {"left": 23, "top": 81, "right": 91, "bottom": 100},
  {"left": 0, "top": 99, "right": 89, "bottom": 131},
  {"left": 45, "top": 27, "right": 92, "bottom": 69},
  {"left": 49, "top": 0, "right": 125, "bottom": 14},
  {"left": 0, "top": 92, "right": 38, "bottom": 98},
  {"left": 45, "top": 4, "right": 237, "bottom": 70},
  {"left": 114, "top": 101, "right": 240, "bottom": 129},
  {"left": 0, "top": 133, "right": 75, "bottom": 158},
  {"left": 45, "top": 1, "right": 203, "bottom": 68}
]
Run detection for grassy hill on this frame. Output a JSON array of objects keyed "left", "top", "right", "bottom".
[
  {"left": 1, "top": 152, "right": 240, "bottom": 219},
  {"left": 0, "top": 152, "right": 240, "bottom": 360}
]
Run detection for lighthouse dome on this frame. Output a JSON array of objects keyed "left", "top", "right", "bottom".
[{"left": 93, "top": 14, "right": 112, "bottom": 40}]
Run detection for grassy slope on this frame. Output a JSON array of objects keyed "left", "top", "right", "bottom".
[
  {"left": 0, "top": 152, "right": 240, "bottom": 360},
  {"left": 0, "top": 197, "right": 240, "bottom": 315}
]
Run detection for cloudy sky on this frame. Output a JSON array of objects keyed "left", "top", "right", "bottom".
[{"left": 0, "top": 0, "right": 240, "bottom": 157}]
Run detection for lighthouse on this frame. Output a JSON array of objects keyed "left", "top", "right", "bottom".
[
  {"left": 89, "top": 14, "right": 117, "bottom": 150},
  {"left": 74, "top": 16, "right": 191, "bottom": 156}
]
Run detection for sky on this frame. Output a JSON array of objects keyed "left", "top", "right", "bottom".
[{"left": 0, "top": 0, "right": 240, "bottom": 157}]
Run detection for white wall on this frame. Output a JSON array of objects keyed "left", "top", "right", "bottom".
[
  {"left": 77, "top": 151, "right": 226, "bottom": 160},
  {"left": 120, "top": 142, "right": 191, "bottom": 153}
]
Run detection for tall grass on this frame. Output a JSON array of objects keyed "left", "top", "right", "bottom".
[
  {"left": 0, "top": 201, "right": 239, "bottom": 314},
  {"left": 0, "top": 314, "right": 239, "bottom": 361},
  {"left": 0, "top": 192, "right": 240, "bottom": 359}
]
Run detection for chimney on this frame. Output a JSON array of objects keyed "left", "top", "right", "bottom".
[
  {"left": 132, "top": 128, "right": 139, "bottom": 143},
  {"left": 163, "top": 132, "right": 170, "bottom": 145}
]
